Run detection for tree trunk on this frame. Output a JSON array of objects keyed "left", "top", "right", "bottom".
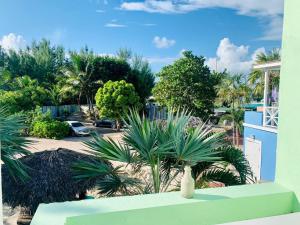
[
  {"left": 116, "top": 119, "right": 121, "bottom": 131},
  {"left": 88, "top": 97, "right": 96, "bottom": 120},
  {"left": 232, "top": 121, "right": 235, "bottom": 145},
  {"left": 78, "top": 92, "right": 82, "bottom": 111},
  {"left": 86, "top": 95, "right": 92, "bottom": 117},
  {"left": 236, "top": 127, "right": 240, "bottom": 147}
]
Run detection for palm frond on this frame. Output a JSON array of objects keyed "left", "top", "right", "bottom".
[
  {"left": 72, "top": 159, "right": 112, "bottom": 180},
  {"left": 0, "top": 106, "right": 31, "bottom": 181},
  {"left": 218, "top": 146, "right": 254, "bottom": 183},
  {"left": 198, "top": 168, "right": 241, "bottom": 187},
  {"left": 123, "top": 110, "right": 173, "bottom": 162},
  {"left": 96, "top": 167, "right": 141, "bottom": 196},
  {"left": 83, "top": 132, "right": 134, "bottom": 163}
]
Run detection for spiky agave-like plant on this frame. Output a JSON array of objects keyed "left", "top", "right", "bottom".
[{"left": 73, "top": 109, "right": 230, "bottom": 195}]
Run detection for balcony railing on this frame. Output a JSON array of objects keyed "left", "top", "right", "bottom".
[{"left": 263, "top": 106, "right": 279, "bottom": 128}]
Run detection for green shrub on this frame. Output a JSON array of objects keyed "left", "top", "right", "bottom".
[{"left": 31, "top": 120, "right": 69, "bottom": 139}]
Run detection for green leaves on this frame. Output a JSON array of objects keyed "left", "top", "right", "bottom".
[
  {"left": 193, "top": 146, "right": 254, "bottom": 187},
  {"left": 95, "top": 80, "right": 141, "bottom": 123},
  {"left": 84, "top": 133, "right": 133, "bottom": 163},
  {"left": 73, "top": 161, "right": 141, "bottom": 196},
  {"left": 76, "top": 109, "right": 230, "bottom": 195},
  {"left": 75, "top": 110, "right": 253, "bottom": 196},
  {"left": 153, "top": 51, "right": 218, "bottom": 120},
  {"left": 0, "top": 106, "right": 31, "bottom": 181}
]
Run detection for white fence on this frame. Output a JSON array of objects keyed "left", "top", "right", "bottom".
[{"left": 263, "top": 106, "right": 279, "bottom": 128}]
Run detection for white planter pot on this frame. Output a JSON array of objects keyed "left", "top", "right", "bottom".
[{"left": 180, "top": 166, "right": 195, "bottom": 199}]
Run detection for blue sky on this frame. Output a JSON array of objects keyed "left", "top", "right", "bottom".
[{"left": 0, "top": 0, "right": 283, "bottom": 73}]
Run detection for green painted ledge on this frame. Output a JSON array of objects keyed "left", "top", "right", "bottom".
[{"left": 30, "top": 183, "right": 296, "bottom": 225}]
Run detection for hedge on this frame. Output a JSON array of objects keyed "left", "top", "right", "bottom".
[{"left": 30, "top": 120, "right": 69, "bottom": 139}]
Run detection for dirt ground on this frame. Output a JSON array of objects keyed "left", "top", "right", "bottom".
[{"left": 26, "top": 126, "right": 123, "bottom": 153}]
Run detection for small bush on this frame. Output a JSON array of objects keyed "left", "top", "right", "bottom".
[{"left": 31, "top": 120, "right": 69, "bottom": 139}]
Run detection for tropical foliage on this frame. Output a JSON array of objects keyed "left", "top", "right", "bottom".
[
  {"left": 217, "top": 73, "right": 250, "bottom": 145},
  {"left": 30, "top": 120, "right": 69, "bottom": 139},
  {"left": 217, "top": 73, "right": 250, "bottom": 109},
  {"left": 73, "top": 110, "right": 253, "bottom": 196},
  {"left": 95, "top": 80, "right": 141, "bottom": 130},
  {"left": 117, "top": 48, "right": 155, "bottom": 105},
  {"left": 61, "top": 48, "right": 98, "bottom": 116},
  {"left": 0, "top": 75, "right": 49, "bottom": 114},
  {"left": 0, "top": 40, "right": 154, "bottom": 115},
  {"left": 153, "top": 51, "right": 220, "bottom": 120},
  {"left": 0, "top": 106, "right": 31, "bottom": 180}
]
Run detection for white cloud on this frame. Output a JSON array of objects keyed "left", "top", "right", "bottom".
[
  {"left": 120, "top": 0, "right": 284, "bottom": 41},
  {"left": 105, "top": 23, "right": 127, "bottom": 28},
  {"left": 0, "top": 33, "right": 26, "bottom": 51},
  {"left": 206, "top": 38, "right": 265, "bottom": 74},
  {"left": 153, "top": 36, "right": 176, "bottom": 48},
  {"left": 120, "top": 0, "right": 283, "bottom": 16},
  {"left": 121, "top": 1, "right": 177, "bottom": 13},
  {"left": 259, "top": 15, "right": 283, "bottom": 41},
  {"left": 143, "top": 23, "right": 156, "bottom": 26},
  {"left": 105, "top": 20, "right": 127, "bottom": 28}
]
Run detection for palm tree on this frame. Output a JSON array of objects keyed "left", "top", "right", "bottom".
[
  {"left": 249, "top": 49, "right": 281, "bottom": 99},
  {"left": 217, "top": 74, "right": 250, "bottom": 145},
  {"left": 219, "top": 109, "right": 244, "bottom": 146},
  {"left": 0, "top": 106, "right": 31, "bottom": 225},
  {"left": 62, "top": 49, "right": 98, "bottom": 117},
  {"left": 73, "top": 110, "right": 253, "bottom": 196}
]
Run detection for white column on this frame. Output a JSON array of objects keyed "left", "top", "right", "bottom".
[{"left": 263, "top": 70, "right": 269, "bottom": 126}]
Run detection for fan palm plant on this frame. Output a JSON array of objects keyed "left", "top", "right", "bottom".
[
  {"left": 0, "top": 106, "right": 31, "bottom": 180},
  {"left": 0, "top": 106, "right": 31, "bottom": 225},
  {"left": 73, "top": 110, "right": 252, "bottom": 196}
]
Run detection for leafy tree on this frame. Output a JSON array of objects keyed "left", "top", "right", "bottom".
[
  {"left": 126, "top": 55, "right": 155, "bottom": 105},
  {"left": 3, "top": 39, "right": 65, "bottom": 83},
  {"left": 93, "top": 55, "right": 131, "bottom": 83},
  {"left": 0, "top": 76, "right": 49, "bottom": 113},
  {"left": 0, "top": 68, "right": 12, "bottom": 90},
  {"left": 73, "top": 110, "right": 253, "bottom": 196},
  {"left": 95, "top": 80, "right": 140, "bottom": 130},
  {"left": 117, "top": 48, "right": 155, "bottom": 105},
  {"left": 153, "top": 51, "right": 219, "bottom": 120},
  {"left": 248, "top": 49, "right": 281, "bottom": 99}
]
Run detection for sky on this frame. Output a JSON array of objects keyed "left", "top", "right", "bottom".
[{"left": 0, "top": 0, "right": 283, "bottom": 73}]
